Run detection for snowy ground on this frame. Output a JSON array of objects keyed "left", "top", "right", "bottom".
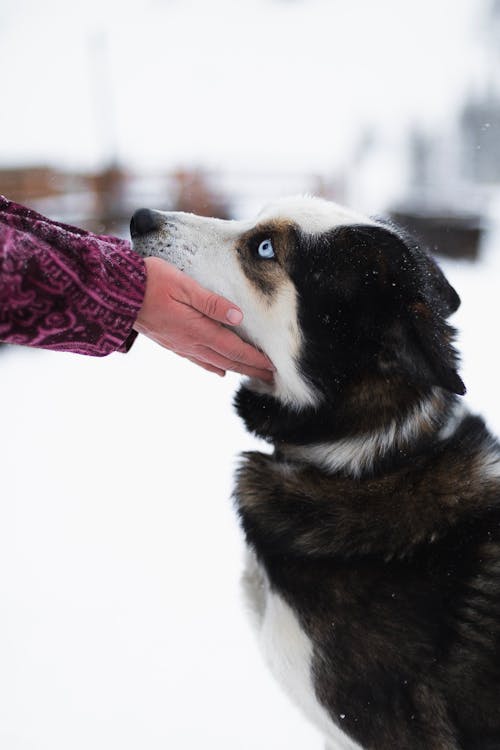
[{"left": 0, "top": 214, "right": 499, "bottom": 750}]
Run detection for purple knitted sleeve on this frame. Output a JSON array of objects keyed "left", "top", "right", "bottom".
[{"left": 0, "top": 196, "right": 146, "bottom": 356}]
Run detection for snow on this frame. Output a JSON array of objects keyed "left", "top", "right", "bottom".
[
  {"left": 0, "top": 341, "right": 323, "bottom": 749},
  {"left": 0, "top": 210, "right": 499, "bottom": 750}
]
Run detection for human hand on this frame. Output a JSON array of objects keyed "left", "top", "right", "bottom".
[{"left": 133, "top": 257, "right": 275, "bottom": 381}]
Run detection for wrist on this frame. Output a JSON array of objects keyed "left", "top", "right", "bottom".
[{"left": 133, "top": 256, "right": 160, "bottom": 332}]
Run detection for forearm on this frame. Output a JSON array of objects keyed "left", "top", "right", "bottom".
[{"left": 0, "top": 196, "right": 146, "bottom": 356}]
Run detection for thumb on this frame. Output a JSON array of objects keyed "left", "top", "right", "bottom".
[{"left": 180, "top": 274, "right": 244, "bottom": 326}]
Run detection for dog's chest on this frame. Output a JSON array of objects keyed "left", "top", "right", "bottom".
[{"left": 242, "top": 550, "right": 363, "bottom": 750}]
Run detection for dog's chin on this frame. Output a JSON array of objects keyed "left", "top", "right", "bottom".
[
  {"left": 243, "top": 375, "right": 275, "bottom": 397},
  {"left": 231, "top": 330, "right": 278, "bottom": 396},
  {"left": 232, "top": 323, "right": 262, "bottom": 352}
]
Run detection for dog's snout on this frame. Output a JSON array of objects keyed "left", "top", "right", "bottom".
[{"left": 130, "top": 208, "right": 163, "bottom": 239}]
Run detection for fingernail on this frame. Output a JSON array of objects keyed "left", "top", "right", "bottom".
[{"left": 226, "top": 308, "right": 243, "bottom": 325}]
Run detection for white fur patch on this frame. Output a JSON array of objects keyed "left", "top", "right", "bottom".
[
  {"left": 257, "top": 196, "right": 377, "bottom": 236},
  {"left": 436, "top": 399, "right": 468, "bottom": 441},
  {"left": 242, "top": 551, "right": 363, "bottom": 750},
  {"left": 282, "top": 391, "right": 446, "bottom": 478},
  {"left": 241, "top": 279, "right": 317, "bottom": 408}
]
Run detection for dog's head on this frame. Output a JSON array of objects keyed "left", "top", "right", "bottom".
[{"left": 131, "top": 196, "right": 464, "bottom": 444}]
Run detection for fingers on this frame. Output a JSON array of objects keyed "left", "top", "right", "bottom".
[
  {"left": 184, "top": 356, "right": 226, "bottom": 378},
  {"left": 193, "top": 345, "right": 274, "bottom": 382},
  {"left": 174, "top": 269, "right": 244, "bottom": 326},
  {"left": 200, "top": 323, "right": 275, "bottom": 372}
]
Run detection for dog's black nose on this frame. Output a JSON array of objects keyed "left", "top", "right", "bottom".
[{"left": 130, "top": 208, "right": 162, "bottom": 238}]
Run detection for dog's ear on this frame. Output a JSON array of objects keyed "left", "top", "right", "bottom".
[
  {"left": 411, "top": 305, "right": 465, "bottom": 394},
  {"left": 331, "top": 225, "right": 466, "bottom": 396},
  {"left": 424, "top": 255, "right": 461, "bottom": 317},
  {"left": 371, "top": 228, "right": 465, "bottom": 395},
  {"left": 382, "top": 300, "right": 466, "bottom": 395},
  {"left": 370, "top": 223, "right": 462, "bottom": 317}
]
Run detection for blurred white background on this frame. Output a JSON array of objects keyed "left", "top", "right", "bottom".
[
  {"left": 0, "top": 0, "right": 479, "bottom": 171},
  {"left": 1, "top": 1, "right": 500, "bottom": 748}
]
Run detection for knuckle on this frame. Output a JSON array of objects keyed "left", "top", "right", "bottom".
[
  {"left": 227, "top": 351, "right": 246, "bottom": 366},
  {"left": 204, "top": 293, "right": 221, "bottom": 319}
]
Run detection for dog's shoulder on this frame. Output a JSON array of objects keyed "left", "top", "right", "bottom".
[{"left": 235, "top": 413, "right": 500, "bottom": 563}]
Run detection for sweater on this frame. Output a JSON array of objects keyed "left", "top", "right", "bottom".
[{"left": 0, "top": 196, "right": 146, "bottom": 355}]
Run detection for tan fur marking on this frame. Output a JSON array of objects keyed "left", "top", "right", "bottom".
[{"left": 235, "top": 219, "right": 299, "bottom": 297}]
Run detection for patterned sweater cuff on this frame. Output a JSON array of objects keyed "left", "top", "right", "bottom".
[
  {"left": 99, "top": 239, "right": 146, "bottom": 355},
  {"left": 0, "top": 196, "right": 147, "bottom": 356}
]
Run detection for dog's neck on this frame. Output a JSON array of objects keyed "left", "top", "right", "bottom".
[
  {"left": 279, "top": 394, "right": 466, "bottom": 479},
  {"left": 235, "top": 379, "right": 463, "bottom": 479}
]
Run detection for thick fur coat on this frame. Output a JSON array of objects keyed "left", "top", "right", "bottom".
[{"left": 131, "top": 197, "right": 500, "bottom": 750}]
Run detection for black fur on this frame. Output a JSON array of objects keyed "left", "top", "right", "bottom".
[
  {"left": 234, "top": 223, "right": 500, "bottom": 749},
  {"left": 235, "top": 224, "right": 464, "bottom": 450}
]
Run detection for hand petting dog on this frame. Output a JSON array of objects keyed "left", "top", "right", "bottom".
[{"left": 133, "top": 257, "right": 275, "bottom": 381}]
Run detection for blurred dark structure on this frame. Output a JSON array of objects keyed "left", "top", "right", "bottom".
[
  {"left": 87, "top": 164, "right": 129, "bottom": 234},
  {"left": 390, "top": 128, "right": 484, "bottom": 260},
  {"left": 170, "top": 168, "right": 232, "bottom": 219},
  {"left": 390, "top": 209, "right": 483, "bottom": 261},
  {"left": 0, "top": 165, "right": 232, "bottom": 236},
  {"left": 0, "top": 167, "right": 64, "bottom": 204}
]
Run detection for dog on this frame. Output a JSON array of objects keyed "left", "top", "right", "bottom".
[{"left": 130, "top": 196, "right": 500, "bottom": 750}]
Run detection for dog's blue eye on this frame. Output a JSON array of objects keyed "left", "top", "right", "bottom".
[{"left": 258, "top": 239, "right": 274, "bottom": 259}]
